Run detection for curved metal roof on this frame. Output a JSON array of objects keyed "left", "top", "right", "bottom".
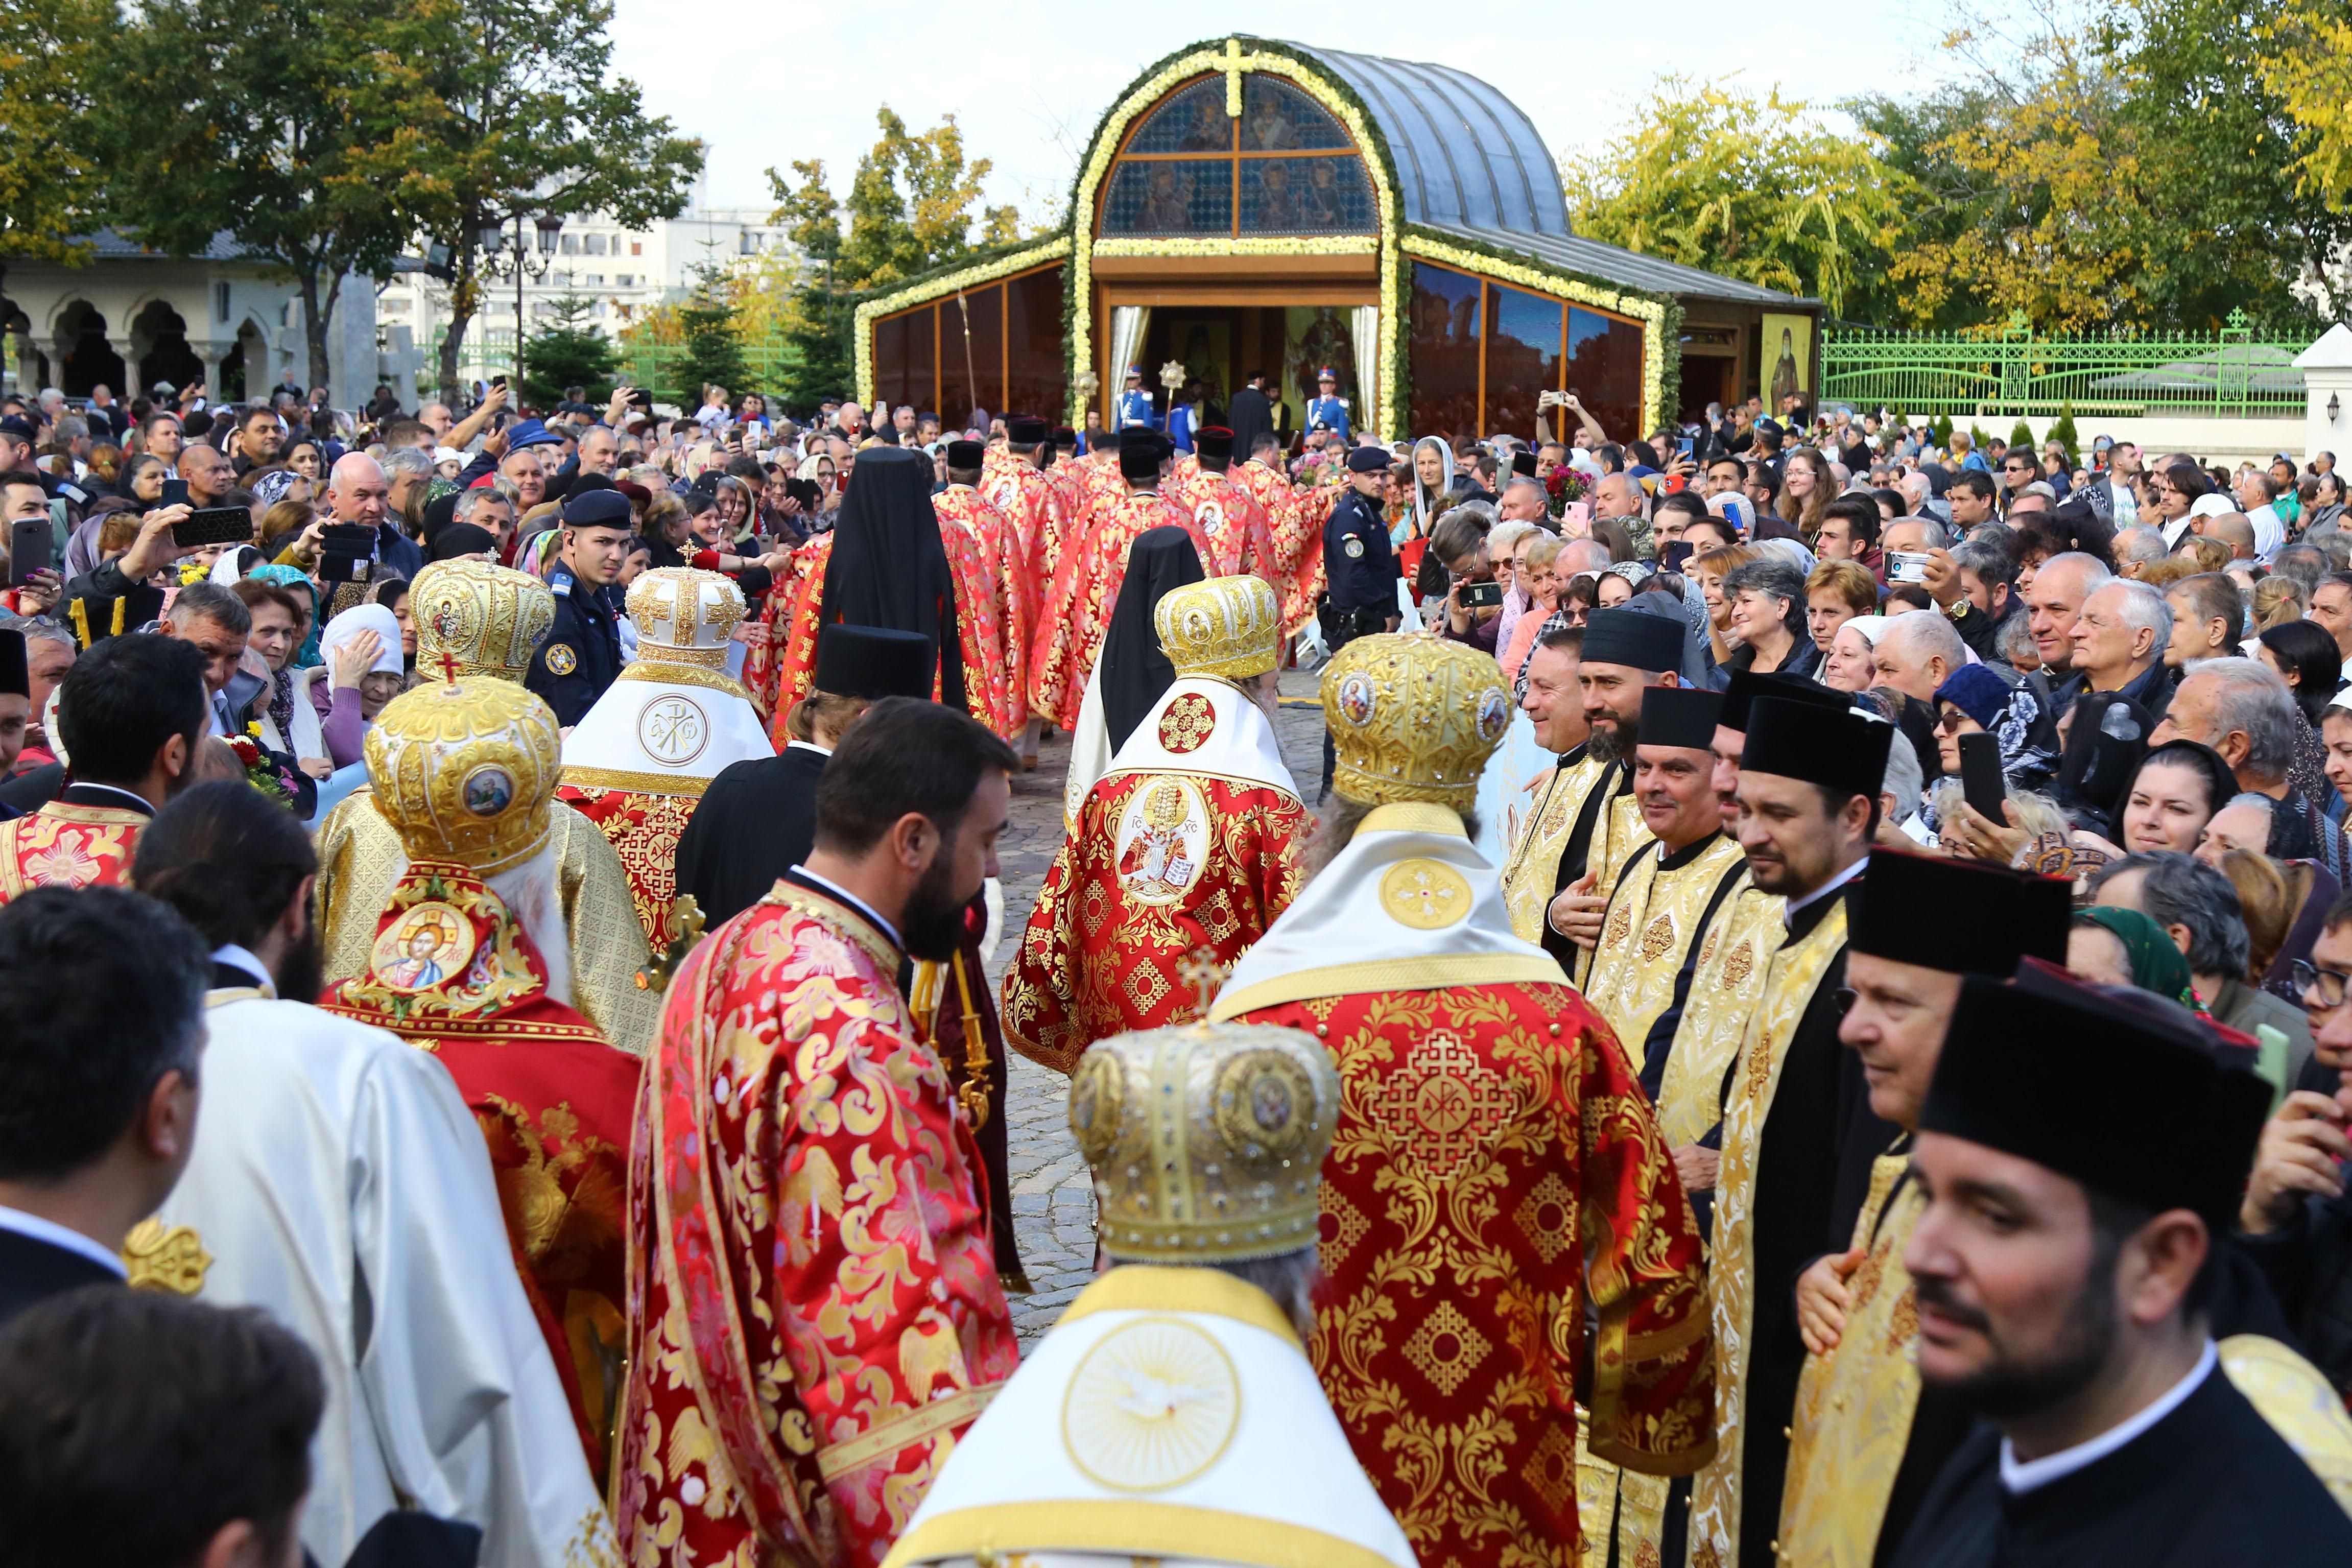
[{"left": 1280, "top": 41, "right": 1571, "bottom": 239}]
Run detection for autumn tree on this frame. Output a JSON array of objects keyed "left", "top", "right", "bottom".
[
  {"left": 1563, "top": 80, "right": 1910, "bottom": 320},
  {"left": 0, "top": 0, "right": 110, "bottom": 277},
  {"left": 2250, "top": 0, "right": 2352, "bottom": 319}
]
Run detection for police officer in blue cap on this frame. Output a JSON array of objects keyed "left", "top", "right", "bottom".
[
  {"left": 1115, "top": 367, "right": 1156, "bottom": 432},
  {"left": 526, "top": 487, "right": 630, "bottom": 725},
  {"left": 1305, "top": 367, "right": 1350, "bottom": 441},
  {"left": 1314, "top": 442, "right": 1399, "bottom": 796}
]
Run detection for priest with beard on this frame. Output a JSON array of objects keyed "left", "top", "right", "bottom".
[
  {"left": 615, "top": 698, "right": 1023, "bottom": 1568},
  {"left": 1891, "top": 971, "right": 2352, "bottom": 1567},
  {"left": 1525, "top": 606, "right": 1685, "bottom": 982},
  {"left": 132, "top": 781, "right": 610, "bottom": 1568},
  {"left": 1686, "top": 696, "right": 1904, "bottom": 1568}
]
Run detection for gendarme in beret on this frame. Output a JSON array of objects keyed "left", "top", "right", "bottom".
[
  {"left": 1849, "top": 847, "right": 2070, "bottom": 975},
  {"left": 1345, "top": 445, "right": 1389, "bottom": 475},
  {"left": 561, "top": 488, "right": 632, "bottom": 530},
  {"left": 1581, "top": 606, "right": 1684, "bottom": 674},
  {"left": 1741, "top": 695, "right": 1892, "bottom": 797},
  {"left": 1638, "top": 685, "right": 1721, "bottom": 750}
]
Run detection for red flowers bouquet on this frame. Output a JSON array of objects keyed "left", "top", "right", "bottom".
[
  {"left": 1545, "top": 466, "right": 1587, "bottom": 518},
  {"left": 229, "top": 727, "right": 298, "bottom": 809}
]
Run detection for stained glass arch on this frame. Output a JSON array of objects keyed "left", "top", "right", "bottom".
[{"left": 1098, "top": 74, "right": 1376, "bottom": 239}]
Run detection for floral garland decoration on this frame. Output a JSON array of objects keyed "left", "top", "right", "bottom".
[
  {"left": 1062, "top": 38, "right": 1406, "bottom": 433},
  {"left": 851, "top": 236, "right": 1072, "bottom": 408}
]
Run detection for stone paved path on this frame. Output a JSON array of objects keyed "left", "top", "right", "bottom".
[{"left": 985, "top": 669, "right": 1328, "bottom": 1345}]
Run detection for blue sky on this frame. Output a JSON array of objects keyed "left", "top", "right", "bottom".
[{"left": 606, "top": 5, "right": 1979, "bottom": 228}]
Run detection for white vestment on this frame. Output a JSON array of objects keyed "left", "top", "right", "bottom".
[
  {"left": 882, "top": 1266, "right": 1417, "bottom": 1568},
  {"left": 153, "top": 982, "right": 612, "bottom": 1568}
]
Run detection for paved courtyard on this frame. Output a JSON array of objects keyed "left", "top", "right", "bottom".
[{"left": 983, "top": 670, "right": 1328, "bottom": 1344}]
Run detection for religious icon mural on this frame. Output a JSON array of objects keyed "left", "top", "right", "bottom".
[
  {"left": 1113, "top": 777, "right": 1209, "bottom": 907},
  {"left": 372, "top": 902, "right": 474, "bottom": 992}
]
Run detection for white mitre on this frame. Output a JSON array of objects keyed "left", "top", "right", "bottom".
[
  {"left": 884, "top": 1017, "right": 1415, "bottom": 1568},
  {"left": 559, "top": 566, "right": 773, "bottom": 793}
]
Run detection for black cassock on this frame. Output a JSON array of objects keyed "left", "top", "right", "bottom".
[
  {"left": 1893, "top": 1357, "right": 2352, "bottom": 1567},
  {"left": 672, "top": 742, "right": 1027, "bottom": 1288}
]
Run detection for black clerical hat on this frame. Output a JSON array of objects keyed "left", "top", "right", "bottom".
[
  {"left": 1119, "top": 440, "right": 1163, "bottom": 482},
  {"left": 1638, "top": 685, "right": 1721, "bottom": 749},
  {"left": 1581, "top": 607, "right": 1684, "bottom": 674},
  {"left": 1741, "top": 696, "right": 1891, "bottom": 797},
  {"left": 1923, "top": 968, "right": 2273, "bottom": 1226},
  {"left": 1719, "top": 669, "right": 1849, "bottom": 733},
  {"left": 1850, "top": 848, "right": 2070, "bottom": 974},
  {"left": 815, "top": 624, "right": 933, "bottom": 701},
  {"left": 0, "top": 630, "right": 23, "bottom": 699},
  {"left": 1195, "top": 426, "right": 1235, "bottom": 462},
  {"left": 1008, "top": 416, "right": 1049, "bottom": 443},
  {"left": 945, "top": 440, "right": 985, "bottom": 469}
]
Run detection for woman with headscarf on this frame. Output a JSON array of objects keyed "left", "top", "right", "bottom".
[
  {"left": 249, "top": 563, "right": 323, "bottom": 668},
  {"left": 313, "top": 602, "right": 406, "bottom": 777},
  {"left": 2069, "top": 906, "right": 2203, "bottom": 1012},
  {"left": 1060, "top": 527, "right": 1206, "bottom": 826},
  {"left": 1932, "top": 663, "right": 2061, "bottom": 796},
  {"left": 769, "top": 444, "right": 1010, "bottom": 745}
]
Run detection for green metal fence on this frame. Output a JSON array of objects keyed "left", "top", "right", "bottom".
[{"left": 1820, "top": 311, "right": 2309, "bottom": 420}]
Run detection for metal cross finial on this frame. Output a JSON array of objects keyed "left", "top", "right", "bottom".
[{"left": 1176, "top": 947, "right": 1230, "bottom": 1015}]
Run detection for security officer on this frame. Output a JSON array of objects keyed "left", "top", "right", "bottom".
[
  {"left": 1316, "top": 443, "right": 1398, "bottom": 797},
  {"left": 1116, "top": 367, "right": 1156, "bottom": 431},
  {"left": 526, "top": 486, "right": 629, "bottom": 725},
  {"left": 1305, "top": 368, "right": 1350, "bottom": 441}
]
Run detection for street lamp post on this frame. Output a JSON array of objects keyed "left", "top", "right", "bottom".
[{"left": 479, "top": 212, "right": 562, "bottom": 393}]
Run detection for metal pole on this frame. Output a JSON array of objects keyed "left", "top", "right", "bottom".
[{"left": 513, "top": 213, "right": 526, "bottom": 391}]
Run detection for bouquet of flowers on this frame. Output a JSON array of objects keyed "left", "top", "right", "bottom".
[
  {"left": 1292, "top": 446, "right": 1344, "bottom": 489},
  {"left": 229, "top": 725, "right": 298, "bottom": 809},
  {"left": 1545, "top": 466, "right": 1587, "bottom": 519}
]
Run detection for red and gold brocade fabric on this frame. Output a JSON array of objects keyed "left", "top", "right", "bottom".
[
  {"left": 0, "top": 800, "right": 146, "bottom": 900},
  {"left": 317, "top": 861, "right": 641, "bottom": 1483},
  {"left": 1002, "top": 771, "right": 1306, "bottom": 1074},
  {"left": 933, "top": 487, "right": 1029, "bottom": 734},
  {"left": 1233, "top": 461, "right": 1331, "bottom": 633},
  {"left": 1026, "top": 492, "right": 1211, "bottom": 729},
  {"left": 1230, "top": 981, "right": 1715, "bottom": 1568},
  {"left": 553, "top": 783, "right": 698, "bottom": 957},
  {"left": 768, "top": 529, "right": 1012, "bottom": 747},
  {"left": 1168, "top": 466, "right": 1280, "bottom": 583},
  {"left": 980, "top": 453, "right": 1065, "bottom": 619},
  {"left": 614, "top": 880, "right": 1018, "bottom": 1568}
]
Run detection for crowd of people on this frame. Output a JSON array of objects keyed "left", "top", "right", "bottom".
[{"left": 2, "top": 362, "right": 2351, "bottom": 1568}]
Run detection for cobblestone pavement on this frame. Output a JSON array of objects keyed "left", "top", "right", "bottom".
[{"left": 985, "top": 669, "right": 1329, "bottom": 1345}]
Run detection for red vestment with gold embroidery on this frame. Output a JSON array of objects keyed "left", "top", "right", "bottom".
[
  {"left": 1230, "top": 981, "right": 1715, "bottom": 1568},
  {"left": 0, "top": 799, "right": 146, "bottom": 900},
  {"left": 317, "top": 860, "right": 641, "bottom": 1485},
  {"left": 551, "top": 784, "right": 697, "bottom": 955},
  {"left": 1027, "top": 491, "right": 1211, "bottom": 728},
  {"left": 1168, "top": 466, "right": 1280, "bottom": 583},
  {"left": 980, "top": 452, "right": 1064, "bottom": 621},
  {"left": 932, "top": 486, "right": 1029, "bottom": 734},
  {"left": 1003, "top": 767, "right": 1304, "bottom": 1073},
  {"left": 613, "top": 880, "right": 1019, "bottom": 1568},
  {"left": 1232, "top": 461, "right": 1331, "bottom": 633}
]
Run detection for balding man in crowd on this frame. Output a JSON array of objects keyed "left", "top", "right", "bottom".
[
  {"left": 1872, "top": 609, "right": 1968, "bottom": 704},
  {"left": 1498, "top": 474, "right": 1549, "bottom": 526},
  {"left": 177, "top": 443, "right": 234, "bottom": 511},
  {"left": 497, "top": 444, "right": 548, "bottom": 514},
  {"left": 322, "top": 453, "right": 420, "bottom": 580},
  {"left": 2069, "top": 578, "right": 2173, "bottom": 716},
  {"left": 2196, "top": 510, "right": 2260, "bottom": 562},
  {"left": 2155, "top": 657, "right": 2350, "bottom": 876},
  {"left": 2025, "top": 550, "right": 2112, "bottom": 711},
  {"left": 2114, "top": 524, "right": 2169, "bottom": 575}
]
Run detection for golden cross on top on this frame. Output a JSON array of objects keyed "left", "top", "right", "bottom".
[
  {"left": 1221, "top": 37, "right": 1263, "bottom": 118},
  {"left": 1176, "top": 947, "right": 1231, "bottom": 1014}
]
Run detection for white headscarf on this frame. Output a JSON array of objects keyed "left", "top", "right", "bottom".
[
  {"left": 321, "top": 603, "right": 405, "bottom": 678},
  {"left": 1410, "top": 436, "right": 1456, "bottom": 540}
]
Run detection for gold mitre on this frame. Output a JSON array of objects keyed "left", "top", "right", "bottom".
[
  {"left": 364, "top": 677, "right": 562, "bottom": 875},
  {"left": 1154, "top": 574, "right": 1281, "bottom": 680},
  {"left": 1321, "top": 633, "right": 1511, "bottom": 809},
  {"left": 412, "top": 559, "right": 556, "bottom": 682},
  {"left": 626, "top": 567, "right": 745, "bottom": 670},
  {"left": 1068, "top": 1020, "right": 1339, "bottom": 1264}
]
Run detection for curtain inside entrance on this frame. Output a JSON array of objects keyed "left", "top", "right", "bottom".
[
  {"left": 1348, "top": 305, "right": 1379, "bottom": 435},
  {"left": 1108, "top": 306, "right": 1151, "bottom": 405}
]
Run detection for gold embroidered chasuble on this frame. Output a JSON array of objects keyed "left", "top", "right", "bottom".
[
  {"left": 1686, "top": 895, "right": 1849, "bottom": 1568},
  {"left": 1779, "top": 1148, "right": 1927, "bottom": 1568},
  {"left": 1501, "top": 752, "right": 1603, "bottom": 943},
  {"left": 1583, "top": 832, "right": 1751, "bottom": 1073},
  {"left": 1654, "top": 884, "right": 1785, "bottom": 1150}
]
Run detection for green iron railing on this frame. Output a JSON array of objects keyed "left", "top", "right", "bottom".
[{"left": 1820, "top": 310, "right": 2309, "bottom": 420}]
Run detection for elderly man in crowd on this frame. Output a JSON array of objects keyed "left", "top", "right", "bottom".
[
  {"left": 321, "top": 452, "right": 419, "bottom": 580},
  {"left": 2311, "top": 572, "right": 2352, "bottom": 663},
  {"left": 2023, "top": 550, "right": 2111, "bottom": 706},
  {"left": 2066, "top": 577, "right": 2173, "bottom": 716},
  {"left": 2164, "top": 572, "right": 2246, "bottom": 672},
  {"left": 2155, "top": 657, "right": 2350, "bottom": 877},
  {"left": 156, "top": 581, "right": 255, "bottom": 738},
  {"left": 1872, "top": 610, "right": 1969, "bottom": 705}
]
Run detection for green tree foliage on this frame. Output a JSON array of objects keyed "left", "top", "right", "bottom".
[
  {"left": 2009, "top": 417, "right": 2037, "bottom": 452},
  {"left": 1933, "top": 413, "right": 1956, "bottom": 448},
  {"left": 388, "top": 0, "right": 701, "bottom": 402},
  {"left": 96, "top": 0, "right": 444, "bottom": 391},
  {"left": 766, "top": 110, "right": 1022, "bottom": 411},
  {"left": 2049, "top": 403, "right": 2080, "bottom": 464},
  {"left": 518, "top": 291, "right": 617, "bottom": 409},
  {"left": 0, "top": 0, "right": 110, "bottom": 271},
  {"left": 1563, "top": 80, "right": 1912, "bottom": 320},
  {"left": 673, "top": 255, "right": 748, "bottom": 410}
]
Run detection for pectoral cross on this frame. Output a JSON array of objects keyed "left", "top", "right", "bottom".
[
  {"left": 1220, "top": 36, "right": 1263, "bottom": 118},
  {"left": 1176, "top": 946, "right": 1231, "bottom": 1017}
]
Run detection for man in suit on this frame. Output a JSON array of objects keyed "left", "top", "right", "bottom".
[
  {"left": 0, "top": 885, "right": 211, "bottom": 1324},
  {"left": 1227, "top": 368, "right": 1276, "bottom": 461}
]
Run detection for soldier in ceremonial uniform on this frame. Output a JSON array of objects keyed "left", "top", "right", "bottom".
[
  {"left": 1211, "top": 634, "right": 1715, "bottom": 1568},
  {"left": 1306, "top": 366, "right": 1350, "bottom": 439},
  {"left": 526, "top": 486, "right": 629, "bottom": 725},
  {"left": 1116, "top": 365, "right": 1156, "bottom": 430},
  {"left": 881, "top": 1015, "right": 1415, "bottom": 1568},
  {"left": 1687, "top": 698, "right": 1903, "bottom": 1568},
  {"left": 1891, "top": 973, "right": 2352, "bottom": 1567},
  {"left": 1315, "top": 444, "right": 1398, "bottom": 796}
]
